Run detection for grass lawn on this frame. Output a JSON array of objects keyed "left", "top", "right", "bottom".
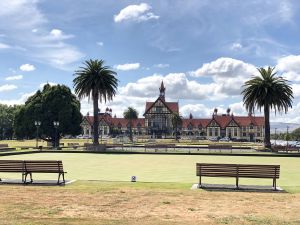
[
  {"left": 1, "top": 153, "right": 300, "bottom": 224},
  {"left": 0, "top": 181, "right": 300, "bottom": 225},
  {"left": 0, "top": 153, "right": 300, "bottom": 192}
]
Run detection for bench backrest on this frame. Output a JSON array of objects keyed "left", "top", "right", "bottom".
[
  {"left": 0, "top": 160, "right": 24, "bottom": 172},
  {"left": 24, "top": 160, "right": 64, "bottom": 173},
  {"left": 196, "top": 163, "right": 280, "bottom": 179},
  {"left": 0, "top": 144, "right": 9, "bottom": 148}
]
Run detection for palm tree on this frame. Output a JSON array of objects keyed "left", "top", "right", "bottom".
[
  {"left": 242, "top": 66, "right": 293, "bottom": 149},
  {"left": 73, "top": 59, "right": 118, "bottom": 145},
  {"left": 123, "top": 107, "right": 138, "bottom": 142},
  {"left": 171, "top": 112, "right": 182, "bottom": 141}
]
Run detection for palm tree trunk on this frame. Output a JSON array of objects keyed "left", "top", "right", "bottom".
[
  {"left": 93, "top": 91, "right": 99, "bottom": 145},
  {"left": 264, "top": 106, "right": 271, "bottom": 149}
]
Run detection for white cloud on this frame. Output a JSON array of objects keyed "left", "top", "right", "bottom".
[
  {"left": 0, "top": 1, "right": 84, "bottom": 69},
  {"left": 20, "top": 63, "right": 36, "bottom": 71},
  {"left": 154, "top": 63, "right": 170, "bottom": 68},
  {"left": 276, "top": 55, "right": 300, "bottom": 82},
  {"left": 230, "top": 43, "right": 243, "bottom": 50},
  {"left": 96, "top": 42, "right": 104, "bottom": 46},
  {"left": 0, "top": 42, "right": 10, "bottom": 49},
  {"left": 115, "top": 63, "right": 140, "bottom": 71},
  {"left": 0, "top": 91, "right": 35, "bottom": 105},
  {"left": 114, "top": 3, "right": 159, "bottom": 23},
  {"left": 277, "top": 55, "right": 300, "bottom": 73},
  {"left": 191, "top": 57, "right": 257, "bottom": 78},
  {"left": 0, "top": 84, "right": 17, "bottom": 92},
  {"left": 49, "top": 29, "right": 74, "bottom": 40},
  {"left": 5, "top": 75, "right": 23, "bottom": 80}
]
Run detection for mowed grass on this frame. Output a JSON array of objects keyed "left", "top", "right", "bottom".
[
  {"left": 1, "top": 181, "right": 300, "bottom": 225},
  {"left": 1, "top": 153, "right": 300, "bottom": 192}
]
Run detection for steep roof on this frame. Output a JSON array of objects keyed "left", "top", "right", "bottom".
[
  {"left": 234, "top": 116, "right": 264, "bottom": 126},
  {"left": 144, "top": 97, "right": 179, "bottom": 115},
  {"left": 181, "top": 118, "right": 212, "bottom": 128},
  {"left": 84, "top": 115, "right": 145, "bottom": 128}
]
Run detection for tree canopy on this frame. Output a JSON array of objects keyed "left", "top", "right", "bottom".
[
  {"left": 0, "top": 104, "right": 21, "bottom": 140},
  {"left": 14, "top": 84, "right": 82, "bottom": 146},
  {"left": 242, "top": 67, "right": 293, "bottom": 149},
  {"left": 73, "top": 59, "right": 118, "bottom": 145},
  {"left": 123, "top": 107, "right": 138, "bottom": 142}
]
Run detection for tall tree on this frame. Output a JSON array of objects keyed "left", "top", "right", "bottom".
[
  {"left": 0, "top": 104, "right": 21, "bottom": 140},
  {"left": 242, "top": 67, "right": 293, "bottom": 149},
  {"left": 171, "top": 112, "right": 182, "bottom": 141},
  {"left": 123, "top": 107, "right": 138, "bottom": 142},
  {"left": 14, "top": 84, "right": 82, "bottom": 147},
  {"left": 73, "top": 59, "right": 118, "bottom": 145}
]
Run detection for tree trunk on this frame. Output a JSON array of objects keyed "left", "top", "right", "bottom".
[
  {"left": 264, "top": 106, "right": 271, "bottom": 149},
  {"left": 93, "top": 92, "right": 99, "bottom": 145},
  {"left": 129, "top": 119, "right": 133, "bottom": 142}
]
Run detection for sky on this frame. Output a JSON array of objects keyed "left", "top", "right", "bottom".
[{"left": 1, "top": 0, "right": 300, "bottom": 123}]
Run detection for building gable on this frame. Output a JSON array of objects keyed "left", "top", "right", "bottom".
[
  {"left": 144, "top": 97, "right": 177, "bottom": 115},
  {"left": 207, "top": 119, "right": 220, "bottom": 127}
]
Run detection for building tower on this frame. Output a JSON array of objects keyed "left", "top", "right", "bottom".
[{"left": 159, "top": 81, "right": 166, "bottom": 101}]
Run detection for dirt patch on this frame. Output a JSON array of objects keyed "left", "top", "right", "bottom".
[{"left": 0, "top": 184, "right": 299, "bottom": 225}]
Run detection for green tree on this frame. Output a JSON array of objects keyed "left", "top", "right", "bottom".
[
  {"left": 171, "top": 112, "right": 182, "bottom": 141},
  {"left": 14, "top": 84, "right": 82, "bottom": 147},
  {"left": 0, "top": 104, "right": 21, "bottom": 139},
  {"left": 73, "top": 59, "right": 118, "bottom": 145},
  {"left": 291, "top": 127, "right": 300, "bottom": 141},
  {"left": 123, "top": 107, "right": 138, "bottom": 142},
  {"left": 242, "top": 67, "right": 293, "bottom": 149}
]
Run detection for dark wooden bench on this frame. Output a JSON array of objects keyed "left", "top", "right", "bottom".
[
  {"left": 68, "top": 143, "right": 80, "bottom": 149},
  {"left": 0, "top": 160, "right": 66, "bottom": 184},
  {"left": 208, "top": 144, "right": 232, "bottom": 153},
  {"left": 196, "top": 163, "right": 280, "bottom": 190},
  {"left": 273, "top": 145, "right": 300, "bottom": 153}
]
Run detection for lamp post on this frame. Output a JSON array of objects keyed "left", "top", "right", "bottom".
[
  {"left": 53, "top": 121, "right": 60, "bottom": 149},
  {"left": 274, "top": 128, "right": 277, "bottom": 146},
  {"left": 34, "top": 121, "right": 41, "bottom": 148},
  {"left": 286, "top": 126, "right": 289, "bottom": 148}
]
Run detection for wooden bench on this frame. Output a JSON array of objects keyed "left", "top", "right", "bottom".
[
  {"left": 208, "top": 144, "right": 232, "bottom": 153},
  {"left": 0, "top": 160, "right": 66, "bottom": 184},
  {"left": 273, "top": 145, "right": 300, "bottom": 153},
  {"left": 196, "top": 163, "right": 280, "bottom": 190},
  {"left": 0, "top": 144, "right": 9, "bottom": 148},
  {"left": 68, "top": 143, "right": 80, "bottom": 149}
]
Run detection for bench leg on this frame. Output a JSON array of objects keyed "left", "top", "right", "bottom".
[
  {"left": 29, "top": 173, "right": 33, "bottom": 183},
  {"left": 236, "top": 177, "right": 239, "bottom": 189},
  {"left": 198, "top": 176, "right": 202, "bottom": 188},
  {"left": 273, "top": 178, "right": 277, "bottom": 191},
  {"left": 57, "top": 173, "right": 61, "bottom": 184}
]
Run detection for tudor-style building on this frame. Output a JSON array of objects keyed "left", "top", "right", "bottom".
[
  {"left": 81, "top": 82, "right": 265, "bottom": 142},
  {"left": 144, "top": 81, "right": 179, "bottom": 137}
]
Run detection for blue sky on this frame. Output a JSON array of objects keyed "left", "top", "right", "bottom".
[{"left": 1, "top": 0, "right": 300, "bottom": 123}]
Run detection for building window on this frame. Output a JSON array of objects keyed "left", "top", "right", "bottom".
[
  {"left": 243, "top": 133, "right": 246, "bottom": 137},
  {"left": 209, "top": 128, "right": 213, "bottom": 136},
  {"left": 257, "top": 133, "right": 260, "bottom": 137},
  {"left": 156, "top": 106, "right": 163, "bottom": 113},
  {"left": 243, "top": 127, "right": 246, "bottom": 131},
  {"left": 234, "top": 128, "right": 238, "bottom": 136},
  {"left": 214, "top": 128, "right": 219, "bottom": 136}
]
